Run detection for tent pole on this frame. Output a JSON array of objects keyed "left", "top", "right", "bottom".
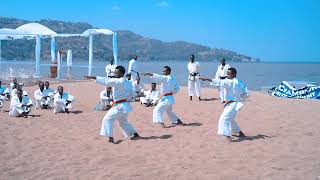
[
  {"left": 88, "top": 35, "right": 93, "bottom": 76},
  {"left": 35, "top": 35, "right": 41, "bottom": 78},
  {"left": 113, "top": 32, "right": 118, "bottom": 65}
]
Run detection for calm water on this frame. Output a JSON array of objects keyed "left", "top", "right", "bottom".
[{"left": 1, "top": 60, "right": 320, "bottom": 90}]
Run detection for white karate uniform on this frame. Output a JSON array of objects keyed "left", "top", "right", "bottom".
[
  {"left": 100, "top": 90, "right": 113, "bottom": 109},
  {"left": 150, "top": 74, "right": 180, "bottom": 124},
  {"left": 140, "top": 89, "right": 160, "bottom": 105},
  {"left": 187, "top": 61, "right": 201, "bottom": 97},
  {"left": 128, "top": 59, "right": 138, "bottom": 80},
  {"left": 96, "top": 76, "right": 137, "bottom": 138},
  {"left": 131, "top": 79, "right": 144, "bottom": 99},
  {"left": 34, "top": 89, "right": 53, "bottom": 109},
  {"left": 105, "top": 64, "right": 117, "bottom": 77},
  {"left": 11, "top": 89, "right": 28, "bottom": 98},
  {"left": 53, "top": 92, "right": 75, "bottom": 113},
  {"left": 0, "top": 86, "right": 10, "bottom": 107},
  {"left": 214, "top": 64, "right": 231, "bottom": 102},
  {"left": 9, "top": 96, "right": 33, "bottom": 117},
  {"left": 210, "top": 78, "right": 249, "bottom": 136}
]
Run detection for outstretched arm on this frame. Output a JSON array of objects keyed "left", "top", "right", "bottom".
[
  {"left": 198, "top": 77, "right": 212, "bottom": 82},
  {"left": 142, "top": 72, "right": 153, "bottom": 76}
]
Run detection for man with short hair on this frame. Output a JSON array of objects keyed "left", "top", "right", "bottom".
[
  {"left": 53, "top": 86, "right": 75, "bottom": 114},
  {"left": 100, "top": 86, "right": 113, "bottom": 111},
  {"left": 128, "top": 55, "right": 139, "bottom": 81},
  {"left": 187, "top": 54, "right": 201, "bottom": 101},
  {"left": 143, "top": 66, "right": 184, "bottom": 128},
  {"left": 34, "top": 82, "right": 52, "bottom": 109},
  {"left": 215, "top": 58, "right": 231, "bottom": 102},
  {"left": 105, "top": 57, "right": 117, "bottom": 78},
  {"left": 0, "top": 81, "right": 10, "bottom": 108},
  {"left": 199, "top": 67, "right": 249, "bottom": 142},
  {"left": 9, "top": 89, "right": 33, "bottom": 118},
  {"left": 140, "top": 83, "right": 160, "bottom": 107},
  {"left": 85, "top": 65, "right": 140, "bottom": 143}
]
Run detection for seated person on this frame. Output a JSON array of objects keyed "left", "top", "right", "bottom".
[
  {"left": 44, "top": 81, "right": 56, "bottom": 100},
  {"left": 100, "top": 86, "right": 113, "bottom": 111},
  {"left": 126, "top": 73, "right": 144, "bottom": 101},
  {"left": 140, "top": 83, "right": 160, "bottom": 107},
  {"left": 53, "top": 86, "right": 75, "bottom": 114},
  {"left": 10, "top": 77, "right": 18, "bottom": 90},
  {"left": 9, "top": 89, "right": 33, "bottom": 118},
  {"left": 11, "top": 83, "right": 28, "bottom": 98},
  {"left": 0, "top": 81, "right": 10, "bottom": 108},
  {"left": 34, "top": 82, "right": 53, "bottom": 109}
]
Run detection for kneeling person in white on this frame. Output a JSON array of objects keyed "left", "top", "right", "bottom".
[
  {"left": 140, "top": 83, "right": 160, "bottom": 107},
  {"left": 9, "top": 89, "right": 33, "bottom": 118},
  {"left": 199, "top": 67, "right": 248, "bottom": 142},
  {"left": 100, "top": 86, "right": 113, "bottom": 110},
  {"left": 53, "top": 86, "right": 75, "bottom": 114},
  {"left": 0, "top": 80, "right": 10, "bottom": 108},
  {"left": 85, "top": 65, "right": 140, "bottom": 143},
  {"left": 143, "top": 66, "right": 184, "bottom": 127},
  {"left": 34, "top": 82, "right": 52, "bottom": 109}
]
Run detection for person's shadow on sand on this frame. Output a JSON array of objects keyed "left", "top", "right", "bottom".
[
  {"left": 114, "top": 135, "right": 173, "bottom": 144},
  {"left": 201, "top": 97, "right": 219, "bottom": 101},
  {"left": 232, "top": 134, "right": 271, "bottom": 142},
  {"left": 70, "top": 110, "right": 83, "bottom": 114}
]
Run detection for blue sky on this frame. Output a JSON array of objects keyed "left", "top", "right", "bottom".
[{"left": 1, "top": 0, "right": 320, "bottom": 62}]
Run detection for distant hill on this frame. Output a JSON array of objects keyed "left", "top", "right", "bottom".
[{"left": 0, "top": 17, "right": 260, "bottom": 62}]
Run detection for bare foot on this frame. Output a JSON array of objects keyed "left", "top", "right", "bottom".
[
  {"left": 226, "top": 136, "right": 232, "bottom": 142},
  {"left": 108, "top": 137, "right": 115, "bottom": 143}
]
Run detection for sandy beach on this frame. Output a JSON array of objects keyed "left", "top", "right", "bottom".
[{"left": 1, "top": 80, "right": 320, "bottom": 180}]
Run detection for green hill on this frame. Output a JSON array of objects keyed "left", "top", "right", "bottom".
[{"left": 0, "top": 17, "right": 260, "bottom": 62}]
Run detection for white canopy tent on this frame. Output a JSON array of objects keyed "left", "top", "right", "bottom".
[{"left": 0, "top": 23, "right": 118, "bottom": 78}]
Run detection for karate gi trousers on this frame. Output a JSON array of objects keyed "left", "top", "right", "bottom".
[
  {"left": 153, "top": 96, "right": 179, "bottom": 124},
  {"left": 100, "top": 102, "right": 136, "bottom": 138},
  {"left": 217, "top": 102, "right": 243, "bottom": 136}
]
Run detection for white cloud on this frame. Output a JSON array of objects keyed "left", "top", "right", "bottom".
[
  {"left": 155, "top": 1, "right": 169, "bottom": 8},
  {"left": 112, "top": 5, "right": 120, "bottom": 11}
]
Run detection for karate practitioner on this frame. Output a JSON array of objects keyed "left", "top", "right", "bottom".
[
  {"left": 9, "top": 89, "right": 33, "bottom": 118},
  {"left": 105, "top": 58, "right": 117, "bottom": 78},
  {"left": 143, "top": 66, "right": 184, "bottom": 128},
  {"left": 140, "top": 83, "right": 160, "bottom": 107},
  {"left": 34, "top": 82, "right": 52, "bottom": 109},
  {"left": 214, "top": 58, "right": 231, "bottom": 102},
  {"left": 128, "top": 55, "right": 139, "bottom": 81},
  {"left": 44, "top": 81, "right": 55, "bottom": 95},
  {"left": 53, "top": 86, "right": 75, "bottom": 114},
  {"left": 0, "top": 81, "right": 10, "bottom": 108},
  {"left": 11, "top": 83, "right": 28, "bottom": 98},
  {"left": 126, "top": 73, "right": 144, "bottom": 101},
  {"left": 199, "top": 67, "right": 249, "bottom": 142},
  {"left": 85, "top": 65, "right": 140, "bottom": 143},
  {"left": 100, "top": 86, "right": 113, "bottom": 111},
  {"left": 187, "top": 54, "right": 201, "bottom": 101}
]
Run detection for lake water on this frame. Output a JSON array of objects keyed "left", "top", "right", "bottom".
[{"left": 1, "top": 60, "right": 320, "bottom": 90}]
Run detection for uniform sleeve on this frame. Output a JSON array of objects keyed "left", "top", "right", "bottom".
[
  {"left": 67, "top": 93, "right": 75, "bottom": 102},
  {"left": 214, "top": 66, "right": 220, "bottom": 79},
  {"left": 210, "top": 79, "right": 229, "bottom": 88},
  {"left": 34, "top": 90, "right": 42, "bottom": 100},
  {"left": 100, "top": 91, "right": 109, "bottom": 101},
  {"left": 96, "top": 76, "right": 119, "bottom": 87},
  {"left": 150, "top": 73, "right": 165, "bottom": 83},
  {"left": 172, "top": 79, "right": 180, "bottom": 94},
  {"left": 11, "top": 97, "right": 22, "bottom": 108},
  {"left": 240, "top": 81, "right": 250, "bottom": 100}
]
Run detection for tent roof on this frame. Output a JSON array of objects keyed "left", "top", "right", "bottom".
[
  {"left": 82, "top": 29, "right": 114, "bottom": 36},
  {"left": 15, "top": 23, "right": 57, "bottom": 35}
]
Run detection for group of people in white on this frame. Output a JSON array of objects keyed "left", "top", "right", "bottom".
[
  {"left": 0, "top": 55, "right": 249, "bottom": 143},
  {"left": 0, "top": 79, "right": 75, "bottom": 118}
]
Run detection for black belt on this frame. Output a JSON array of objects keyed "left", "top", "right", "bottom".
[{"left": 190, "top": 73, "right": 199, "bottom": 76}]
